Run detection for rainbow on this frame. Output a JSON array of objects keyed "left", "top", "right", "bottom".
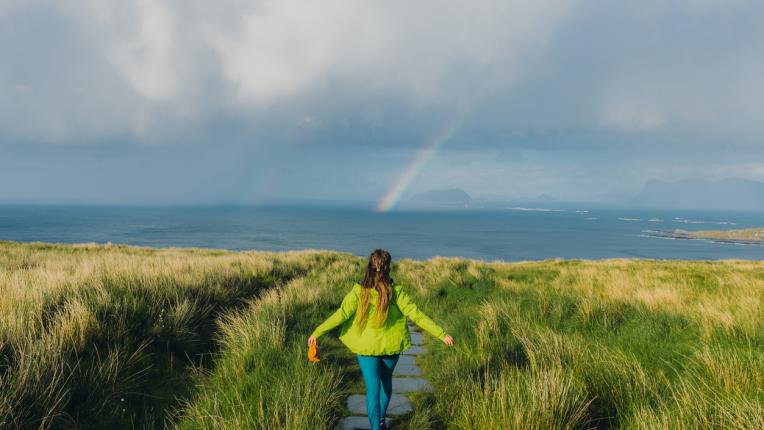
[{"left": 376, "top": 115, "right": 464, "bottom": 212}]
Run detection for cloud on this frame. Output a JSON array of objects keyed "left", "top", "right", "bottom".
[
  {"left": 1, "top": 1, "right": 764, "bottom": 205},
  {"left": 1, "top": 0, "right": 573, "bottom": 142},
  {"left": 3, "top": 0, "right": 764, "bottom": 144}
]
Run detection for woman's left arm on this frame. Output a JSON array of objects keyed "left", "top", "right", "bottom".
[{"left": 396, "top": 288, "right": 450, "bottom": 342}]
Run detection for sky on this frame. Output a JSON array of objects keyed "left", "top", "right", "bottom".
[{"left": 1, "top": 0, "right": 764, "bottom": 207}]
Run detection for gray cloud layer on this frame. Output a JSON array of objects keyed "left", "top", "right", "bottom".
[{"left": 1, "top": 1, "right": 763, "bottom": 204}]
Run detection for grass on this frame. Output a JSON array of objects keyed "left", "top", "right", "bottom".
[
  {"left": 399, "top": 257, "right": 764, "bottom": 429},
  {"left": 1, "top": 241, "right": 763, "bottom": 429},
  {"left": 0, "top": 241, "right": 339, "bottom": 429}
]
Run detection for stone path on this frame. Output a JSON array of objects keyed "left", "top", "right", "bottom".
[{"left": 337, "top": 322, "right": 432, "bottom": 430}]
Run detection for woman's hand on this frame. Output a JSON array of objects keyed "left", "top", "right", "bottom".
[
  {"left": 308, "top": 335, "right": 317, "bottom": 347},
  {"left": 443, "top": 335, "right": 454, "bottom": 346}
]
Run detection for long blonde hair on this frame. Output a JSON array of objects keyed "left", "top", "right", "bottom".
[{"left": 354, "top": 249, "right": 393, "bottom": 331}]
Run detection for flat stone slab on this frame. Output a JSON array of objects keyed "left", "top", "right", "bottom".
[
  {"left": 410, "top": 331, "right": 424, "bottom": 345},
  {"left": 337, "top": 416, "right": 396, "bottom": 430},
  {"left": 393, "top": 377, "right": 433, "bottom": 393},
  {"left": 403, "top": 345, "right": 425, "bottom": 355},
  {"left": 347, "top": 394, "right": 413, "bottom": 416},
  {"left": 338, "top": 415, "right": 372, "bottom": 430},
  {"left": 393, "top": 364, "right": 422, "bottom": 376},
  {"left": 397, "top": 354, "right": 416, "bottom": 366}
]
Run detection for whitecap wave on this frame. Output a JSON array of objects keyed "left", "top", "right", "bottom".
[
  {"left": 673, "top": 219, "right": 737, "bottom": 226},
  {"left": 637, "top": 234, "right": 677, "bottom": 241},
  {"left": 674, "top": 219, "right": 706, "bottom": 224},
  {"left": 507, "top": 207, "right": 566, "bottom": 212}
]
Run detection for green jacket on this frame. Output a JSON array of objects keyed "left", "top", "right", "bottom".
[{"left": 311, "top": 282, "right": 448, "bottom": 355}]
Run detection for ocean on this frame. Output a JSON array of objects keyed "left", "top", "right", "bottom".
[{"left": 0, "top": 205, "right": 762, "bottom": 261}]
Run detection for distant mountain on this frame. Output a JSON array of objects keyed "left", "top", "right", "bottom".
[
  {"left": 632, "top": 178, "right": 764, "bottom": 211},
  {"left": 402, "top": 188, "right": 473, "bottom": 209}
]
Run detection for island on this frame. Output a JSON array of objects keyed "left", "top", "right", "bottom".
[{"left": 647, "top": 227, "right": 764, "bottom": 245}]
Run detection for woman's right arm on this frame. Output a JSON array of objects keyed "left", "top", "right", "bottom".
[{"left": 310, "top": 286, "right": 359, "bottom": 340}]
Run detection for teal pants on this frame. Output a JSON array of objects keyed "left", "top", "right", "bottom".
[{"left": 356, "top": 354, "right": 400, "bottom": 430}]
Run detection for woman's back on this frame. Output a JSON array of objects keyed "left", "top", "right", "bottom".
[{"left": 311, "top": 282, "right": 447, "bottom": 356}]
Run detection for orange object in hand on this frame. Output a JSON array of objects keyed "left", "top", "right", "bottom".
[{"left": 308, "top": 343, "right": 320, "bottom": 362}]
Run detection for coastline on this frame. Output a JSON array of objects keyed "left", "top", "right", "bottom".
[{"left": 1, "top": 239, "right": 762, "bottom": 263}]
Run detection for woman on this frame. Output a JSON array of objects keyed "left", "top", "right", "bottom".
[{"left": 308, "top": 249, "right": 454, "bottom": 430}]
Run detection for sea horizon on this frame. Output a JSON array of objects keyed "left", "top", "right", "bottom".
[{"left": 2, "top": 204, "right": 762, "bottom": 262}]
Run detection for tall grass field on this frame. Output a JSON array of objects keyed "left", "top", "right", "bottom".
[{"left": 1, "top": 241, "right": 762, "bottom": 429}]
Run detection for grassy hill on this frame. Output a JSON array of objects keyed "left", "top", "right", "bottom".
[
  {"left": 1, "top": 241, "right": 763, "bottom": 429},
  {"left": 684, "top": 227, "right": 764, "bottom": 243}
]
